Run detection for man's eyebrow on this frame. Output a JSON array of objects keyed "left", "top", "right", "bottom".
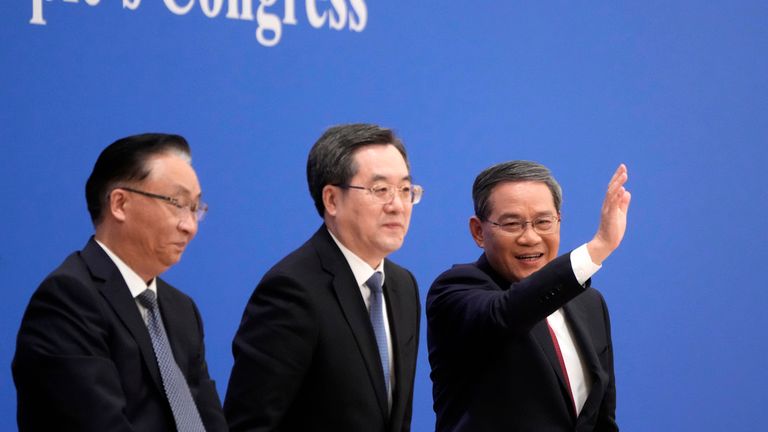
[
  {"left": 368, "top": 174, "right": 412, "bottom": 183},
  {"left": 495, "top": 212, "right": 524, "bottom": 221},
  {"left": 495, "top": 210, "right": 555, "bottom": 220},
  {"left": 167, "top": 183, "right": 201, "bottom": 199}
]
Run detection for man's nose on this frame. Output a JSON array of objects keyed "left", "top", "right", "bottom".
[
  {"left": 177, "top": 212, "right": 198, "bottom": 235},
  {"left": 384, "top": 190, "right": 407, "bottom": 212},
  {"left": 515, "top": 223, "right": 541, "bottom": 244}
]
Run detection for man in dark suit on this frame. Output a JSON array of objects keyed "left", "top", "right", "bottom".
[
  {"left": 224, "top": 124, "right": 422, "bottom": 431},
  {"left": 427, "top": 161, "right": 631, "bottom": 431},
  {"left": 13, "top": 133, "right": 228, "bottom": 431}
]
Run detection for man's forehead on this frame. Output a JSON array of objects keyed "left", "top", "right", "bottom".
[
  {"left": 367, "top": 173, "right": 412, "bottom": 183},
  {"left": 351, "top": 144, "right": 410, "bottom": 180},
  {"left": 490, "top": 180, "right": 553, "bottom": 197},
  {"left": 488, "top": 181, "right": 556, "bottom": 212},
  {"left": 145, "top": 155, "right": 201, "bottom": 196}
]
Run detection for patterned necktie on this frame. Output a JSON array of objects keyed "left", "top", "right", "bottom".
[
  {"left": 137, "top": 289, "right": 206, "bottom": 432},
  {"left": 367, "top": 271, "right": 391, "bottom": 404}
]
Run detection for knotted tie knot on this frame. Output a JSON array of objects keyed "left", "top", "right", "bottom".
[
  {"left": 137, "top": 289, "right": 158, "bottom": 310},
  {"left": 367, "top": 271, "right": 383, "bottom": 294}
]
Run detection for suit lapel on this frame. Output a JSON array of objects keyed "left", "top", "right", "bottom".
[
  {"left": 481, "top": 253, "right": 577, "bottom": 419},
  {"left": 382, "top": 262, "right": 407, "bottom": 429},
  {"left": 157, "top": 280, "right": 190, "bottom": 374},
  {"left": 81, "top": 238, "right": 164, "bottom": 394},
  {"left": 532, "top": 319, "right": 576, "bottom": 419},
  {"left": 563, "top": 297, "right": 607, "bottom": 422},
  {"left": 312, "top": 228, "right": 390, "bottom": 419}
]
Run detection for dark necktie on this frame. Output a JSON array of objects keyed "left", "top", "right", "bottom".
[
  {"left": 137, "top": 289, "right": 206, "bottom": 432},
  {"left": 367, "top": 271, "right": 391, "bottom": 404}
]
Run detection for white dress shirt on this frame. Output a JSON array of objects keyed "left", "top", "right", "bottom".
[
  {"left": 95, "top": 240, "right": 157, "bottom": 324},
  {"left": 547, "top": 243, "right": 602, "bottom": 415}
]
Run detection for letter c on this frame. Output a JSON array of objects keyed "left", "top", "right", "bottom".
[
  {"left": 164, "top": 0, "right": 195, "bottom": 15},
  {"left": 306, "top": 0, "right": 327, "bottom": 28}
]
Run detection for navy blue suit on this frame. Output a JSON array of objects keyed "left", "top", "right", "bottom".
[
  {"left": 13, "top": 238, "right": 227, "bottom": 432},
  {"left": 427, "top": 253, "right": 618, "bottom": 432}
]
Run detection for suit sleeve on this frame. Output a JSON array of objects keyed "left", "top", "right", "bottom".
[
  {"left": 427, "top": 253, "right": 586, "bottom": 340},
  {"left": 13, "top": 275, "right": 136, "bottom": 432},
  {"left": 224, "top": 272, "right": 318, "bottom": 431},
  {"left": 187, "top": 300, "right": 229, "bottom": 432}
]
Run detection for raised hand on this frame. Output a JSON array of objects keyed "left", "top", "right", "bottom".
[{"left": 586, "top": 164, "right": 632, "bottom": 265}]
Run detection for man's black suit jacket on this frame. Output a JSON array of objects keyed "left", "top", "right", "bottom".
[
  {"left": 224, "top": 226, "right": 420, "bottom": 432},
  {"left": 12, "top": 238, "right": 227, "bottom": 432},
  {"left": 426, "top": 253, "right": 618, "bottom": 432}
]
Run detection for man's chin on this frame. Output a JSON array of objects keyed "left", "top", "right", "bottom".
[
  {"left": 160, "top": 254, "right": 183, "bottom": 270},
  {"left": 379, "top": 238, "right": 405, "bottom": 255}
]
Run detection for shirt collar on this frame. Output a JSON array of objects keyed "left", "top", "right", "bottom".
[
  {"left": 95, "top": 239, "right": 157, "bottom": 298},
  {"left": 327, "top": 228, "right": 385, "bottom": 288}
]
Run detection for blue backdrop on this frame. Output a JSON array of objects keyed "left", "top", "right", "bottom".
[{"left": 2, "top": 1, "right": 767, "bottom": 430}]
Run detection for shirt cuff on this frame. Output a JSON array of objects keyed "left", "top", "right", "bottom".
[{"left": 570, "top": 243, "right": 602, "bottom": 286}]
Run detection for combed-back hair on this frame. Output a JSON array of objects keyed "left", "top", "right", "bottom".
[
  {"left": 472, "top": 160, "right": 562, "bottom": 220},
  {"left": 85, "top": 133, "right": 190, "bottom": 225},
  {"left": 306, "top": 124, "right": 409, "bottom": 217}
]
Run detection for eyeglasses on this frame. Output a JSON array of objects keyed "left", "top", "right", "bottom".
[
  {"left": 116, "top": 186, "right": 208, "bottom": 222},
  {"left": 485, "top": 215, "right": 560, "bottom": 236},
  {"left": 335, "top": 183, "right": 424, "bottom": 205}
]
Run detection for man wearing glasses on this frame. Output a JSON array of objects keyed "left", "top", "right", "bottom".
[
  {"left": 427, "top": 161, "right": 631, "bottom": 431},
  {"left": 225, "top": 124, "right": 423, "bottom": 432},
  {"left": 13, "top": 134, "right": 227, "bottom": 431}
]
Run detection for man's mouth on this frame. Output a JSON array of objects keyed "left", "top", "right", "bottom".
[{"left": 515, "top": 253, "right": 544, "bottom": 262}]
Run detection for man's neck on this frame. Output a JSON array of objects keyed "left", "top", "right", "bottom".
[
  {"left": 324, "top": 223, "right": 383, "bottom": 269},
  {"left": 94, "top": 230, "right": 157, "bottom": 282}
]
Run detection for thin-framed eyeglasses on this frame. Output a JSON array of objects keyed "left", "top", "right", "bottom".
[
  {"left": 335, "top": 183, "right": 424, "bottom": 205},
  {"left": 115, "top": 186, "right": 208, "bottom": 222},
  {"left": 485, "top": 215, "right": 560, "bottom": 236}
]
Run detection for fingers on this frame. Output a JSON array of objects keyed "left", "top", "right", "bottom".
[
  {"left": 605, "top": 164, "right": 629, "bottom": 208},
  {"left": 608, "top": 163, "right": 626, "bottom": 186},
  {"left": 589, "top": 164, "right": 631, "bottom": 264},
  {"left": 606, "top": 164, "right": 627, "bottom": 196},
  {"left": 619, "top": 189, "right": 631, "bottom": 212}
]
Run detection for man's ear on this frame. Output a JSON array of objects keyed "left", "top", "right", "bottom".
[
  {"left": 107, "top": 189, "right": 129, "bottom": 222},
  {"left": 322, "top": 185, "right": 339, "bottom": 217},
  {"left": 469, "top": 216, "right": 485, "bottom": 248}
]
